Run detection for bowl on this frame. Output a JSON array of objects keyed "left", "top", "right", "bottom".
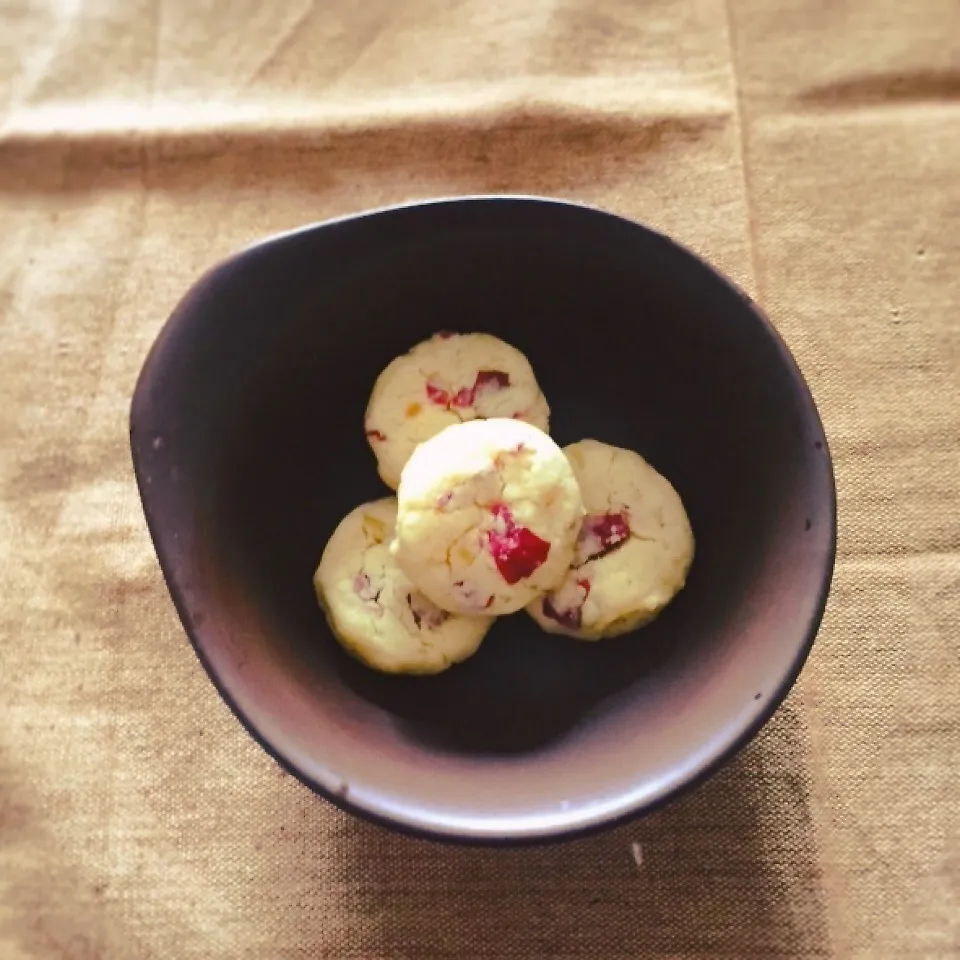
[{"left": 130, "top": 196, "right": 836, "bottom": 844}]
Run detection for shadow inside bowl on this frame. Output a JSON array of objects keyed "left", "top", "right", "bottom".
[{"left": 333, "top": 609, "right": 681, "bottom": 756}]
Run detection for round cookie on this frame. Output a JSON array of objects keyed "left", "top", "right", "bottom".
[
  {"left": 392, "top": 418, "right": 584, "bottom": 617},
  {"left": 526, "top": 439, "right": 694, "bottom": 640},
  {"left": 315, "top": 498, "right": 493, "bottom": 674},
  {"left": 364, "top": 332, "right": 550, "bottom": 489}
]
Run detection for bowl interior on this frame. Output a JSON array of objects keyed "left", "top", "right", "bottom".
[{"left": 131, "top": 198, "right": 834, "bottom": 841}]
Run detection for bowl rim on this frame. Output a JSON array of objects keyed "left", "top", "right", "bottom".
[{"left": 130, "top": 193, "right": 838, "bottom": 845}]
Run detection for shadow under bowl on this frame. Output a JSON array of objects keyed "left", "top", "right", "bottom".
[{"left": 130, "top": 196, "right": 836, "bottom": 843}]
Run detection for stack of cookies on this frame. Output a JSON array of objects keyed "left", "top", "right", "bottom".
[{"left": 314, "top": 332, "right": 694, "bottom": 675}]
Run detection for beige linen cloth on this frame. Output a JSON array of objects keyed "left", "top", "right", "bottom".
[{"left": 1, "top": 1, "right": 958, "bottom": 957}]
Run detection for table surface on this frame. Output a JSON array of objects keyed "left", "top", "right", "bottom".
[{"left": 1, "top": 1, "right": 958, "bottom": 957}]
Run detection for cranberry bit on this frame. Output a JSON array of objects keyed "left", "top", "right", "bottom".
[
  {"left": 542, "top": 579, "right": 591, "bottom": 629},
  {"left": 426, "top": 369, "right": 511, "bottom": 409},
  {"left": 477, "top": 369, "right": 510, "bottom": 389},
  {"left": 365, "top": 428, "right": 387, "bottom": 442},
  {"left": 575, "top": 512, "right": 630, "bottom": 565},
  {"left": 354, "top": 573, "right": 381, "bottom": 603},
  {"left": 425, "top": 382, "right": 450, "bottom": 406},
  {"left": 486, "top": 502, "right": 551, "bottom": 585},
  {"left": 452, "top": 369, "right": 510, "bottom": 408},
  {"left": 407, "top": 592, "right": 449, "bottom": 630},
  {"left": 435, "top": 330, "right": 457, "bottom": 339},
  {"left": 543, "top": 595, "right": 581, "bottom": 630}
]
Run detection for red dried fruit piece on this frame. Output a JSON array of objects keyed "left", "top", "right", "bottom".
[
  {"left": 365, "top": 428, "right": 387, "bottom": 442},
  {"left": 435, "top": 330, "right": 457, "bottom": 339},
  {"left": 542, "top": 578, "right": 591, "bottom": 630},
  {"left": 450, "top": 386, "right": 471, "bottom": 407},
  {"left": 575, "top": 512, "right": 630, "bottom": 566},
  {"left": 427, "top": 369, "right": 510, "bottom": 409},
  {"left": 441, "top": 369, "right": 512, "bottom": 408},
  {"left": 426, "top": 382, "right": 450, "bottom": 406},
  {"left": 487, "top": 503, "right": 551, "bottom": 584},
  {"left": 475, "top": 368, "right": 511, "bottom": 391},
  {"left": 543, "top": 594, "right": 582, "bottom": 629},
  {"left": 493, "top": 527, "right": 551, "bottom": 584},
  {"left": 353, "top": 573, "right": 380, "bottom": 603},
  {"left": 451, "top": 369, "right": 511, "bottom": 408},
  {"left": 407, "top": 592, "right": 449, "bottom": 629}
]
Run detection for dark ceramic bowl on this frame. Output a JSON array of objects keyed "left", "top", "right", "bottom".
[{"left": 130, "top": 196, "right": 836, "bottom": 844}]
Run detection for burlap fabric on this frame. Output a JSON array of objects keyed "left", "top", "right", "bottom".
[{"left": 1, "top": 1, "right": 957, "bottom": 956}]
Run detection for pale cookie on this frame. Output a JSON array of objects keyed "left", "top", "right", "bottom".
[
  {"left": 392, "top": 419, "right": 584, "bottom": 617},
  {"left": 526, "top": 439, "right": 694, "bottom": 640},
  {"left": 364, "top": 331, "right": 550, "bottom": 489},
  {"left": 314, "top": 498, "right": 493, "bottom": 674}
]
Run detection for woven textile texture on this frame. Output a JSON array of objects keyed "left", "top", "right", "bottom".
[{"left": 1, "top": 0, "right": 958, "bottom": 957}]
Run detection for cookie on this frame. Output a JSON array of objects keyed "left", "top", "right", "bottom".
[
  {"left": 526, "top": 439, "right": 694, "bottom": 640},
  {"left": 314, "top": 498, "right": 493, "bottom": 673},
  {"left": 392, "top": 418, "right": 584, "bottom": 616},
  {"left": 364, "top": 332, "right": 550, "bottom": 489}
]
